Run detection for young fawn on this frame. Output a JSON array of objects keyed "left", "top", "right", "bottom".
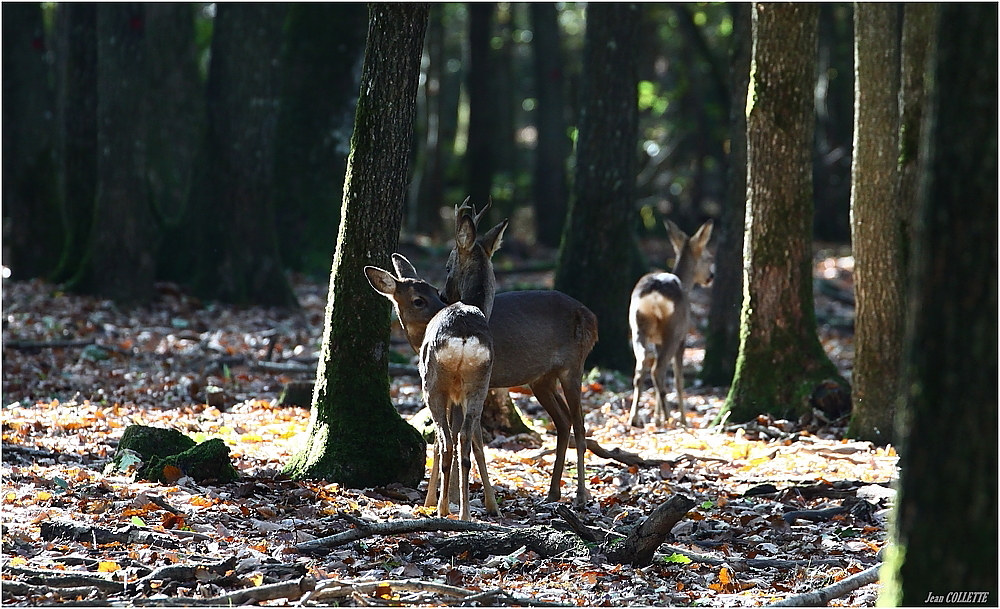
[
  {"left": 365, "top": 258, "right": 498, "bottom": 520},
  {"left": 443, "top": 199, "right": 597, "bottom": 508},
  {"left": 628, "top": 219, "right": 714, "bottom": 428}
]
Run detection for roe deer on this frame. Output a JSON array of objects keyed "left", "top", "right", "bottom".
[
  {"left": 628, "top": 219, "right": 714, "bottom": 428},
  {"left": 443, "top": 200, "right": 597, "bottom": 508},
  {"left": 365, "top": 261, "right": 498, "bottom": 520},
  {"left": 443, "top": 197, "right": 508, "bottom": 319}
]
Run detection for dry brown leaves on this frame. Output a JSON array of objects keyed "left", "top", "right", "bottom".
[{"left": 1, "top": 254, "right": 895, "bottom": 606}]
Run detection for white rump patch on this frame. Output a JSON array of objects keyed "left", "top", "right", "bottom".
[{"left": 435, "top": 336, "right": 491, "bottom": 370}]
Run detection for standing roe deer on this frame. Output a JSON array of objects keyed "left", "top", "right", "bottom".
[
  {"left": 365, "top": 260, "right": 499, "bottom": 520},
  {"left": 628, "top": 219, "right": 714, "bottom": 428},
  {"left": 442, "top": 199, "right": 597, "bottom": 508}
]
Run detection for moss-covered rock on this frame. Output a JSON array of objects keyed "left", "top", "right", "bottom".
[
  {"left": 114, "top": 425, "right": 238, "bottom": 484},
  {"left": 138, "top": 438, "right": 239, "bottom": 484}
]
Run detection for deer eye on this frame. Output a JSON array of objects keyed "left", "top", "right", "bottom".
[{"left": 413, "top": 297, "right": 426, "bottom": 309}]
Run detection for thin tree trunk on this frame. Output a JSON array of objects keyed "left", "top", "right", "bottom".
[
  {"left": 722, "top": 3, "right": 848, "bottom": 423},
  {"left": 881, "top": 4, "right": 997, "bottom": 604},
  {"left": 2, "top": 2, "right": 61, "bottom": 280},
  {"left": 409, "top": 3, "right": 446, "bottom": 237},
  {"left": 847, "top": 3, "right": 903, "bottom": 445},
  {"left": 701, "top": 2, "right": 750, "bottom": 387},
  {"left": 51, "top": 3, "right": 97, "bottom": 285},
  {"left": 465, "top": 3, "right": 496, "bottom": 213},
  {"left": 554, "top": 3, "right": 643, "bottom": 373},
  {"left": 193, "top": 3, "right": 296, "bottom": 306},
  {"left": 530, "top": 2, "right": 570, "bottom": 249},
  {"left": 284, "top": 4, "right": 429, "bottom": 489}
]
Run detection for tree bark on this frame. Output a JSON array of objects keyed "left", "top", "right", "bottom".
[
  {"left": 144, "top": 3, "right": 202, "bottom": 229},
  {"left": 847, "top": 3, "right": 903, "bottom": 445},
  {"left": 722, "top": 3, "right": 847, "bottom": 423},
  {"left": 72, "top": 3, "right": 156, "bottom": 304},
  {"left": 193, "top": 3, "right": 297, "bottom": 307},
  {"left": 530, "top": 3, "right": 570, "bottom": 249},
  {"left": 881, "top": 4, "right": 998, "bottom": 605},
  {"left": 2, "top": 2, "right": 61, "bottom": 280},
  {"left": 701, "top": 2, "right": 750, "bottom": 387},
  {"left": 554, "top": 3, "right": 643, "bottom": 373},
  {"left": 274, "top": 3, "right": 367, "bottom": 276},
  {"left": 51, "top": 3, "right": 98, "bottom": 285},
  {"left": 284, "top": 4, "right": 429, "bottom": 489},
  {"left": 465, "top": 3, "right": 497, "bottom": 213},
  {"left": 896, "top": 4, "right": 935, "bottom": 265}
]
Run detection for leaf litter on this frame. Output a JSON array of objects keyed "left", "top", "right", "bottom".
[{"left": 1, "top": 251, "right": 895, "bottom": 606}]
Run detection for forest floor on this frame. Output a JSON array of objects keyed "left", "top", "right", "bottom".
[{"left": 1, "top": 238, "right": 897, "bottom": 607}]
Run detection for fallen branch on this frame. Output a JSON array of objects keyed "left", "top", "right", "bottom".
[
  {"left": 308, "top": 578, "right": 571, "bottom": 607},
  {"left": 767, "top": 563, "right": 880, "bottom": 606},
  {"left": 3, "top": 566, "right": 123, "bottom": 592},
  {"left": 1, "top": 581, "right": 105, "bottom": 601},
  {"left": 660, "top": 545, "right": 847, "bottom": 570},
  {"left": 4, "top": 338, "right": 96, "bottom": 350},
  {"left": 563, "top": 437, "right": 729, "bottom": 469},
  {"left": 296, "top": 516, "right": 513, "bottom": 552},
  {"left": 126, "top": 557, "right": 237, "bottom": 595},
  {"left": 782, "top": 506, "right": 848, "bottom": 523},
  {"left": 605, "top": 494, "right": 696, "bottom": 565},
  {"left": 40, "top": 520, "right": 181, "bottom": 549}
]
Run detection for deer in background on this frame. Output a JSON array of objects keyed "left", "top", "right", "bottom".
[
  {"left": 444, "top": 197, "right": 508, "bottom": 319},
  {"left": 365, "top": 257, "right": 498, "bottom": 520},
  {"left": 628, "top": 219, "right": 714, "bottom": 428},
  {"left": 443, "top": 199, "right": 597, "bottom": 508}
]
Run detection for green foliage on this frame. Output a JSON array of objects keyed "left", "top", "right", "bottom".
[{"left": 662, "top": 553, "right": 693, "bottom": 564}]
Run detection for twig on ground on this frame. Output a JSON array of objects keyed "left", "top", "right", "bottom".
[
  {"left": 766, "top": 563, "right": 881, "bottom": 606},
  {"left": 3, "top": 566, "right": 123, "bottom": 592},
  {"left": 296, "top": 516, "right": 514, "bottom": 552},
  {"left": 4, "top": 338, "right": 96, "bottom": 350}
]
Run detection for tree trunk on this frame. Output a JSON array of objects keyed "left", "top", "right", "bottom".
[
  {"left": 2, "top": 2, "right": 61, "bottom": 280},
  {"left": 529, "top": 3, "right": 570, "bottom": 249},
  {"left": 722, "top": 3, "right": 847, "bottom": 423},
  {"left": 480, "top": 389, "right": 536, "bottom": 441},
  {"left": 284, "top": 4, "right": 429, "bottom": 489},
  {"left": 274, "top": 3, "right": 367, "bottom": 276},
  {"left": 72, "top": 3, "right": 156, "bottom": 304},
  {"left": 51, "top": 3, "right": 97, "bottom": 285},
  {"left": 847, "top": 3, "right": 903, "bottom": 445},
  {"left": 465, "top": 3, "right": 497, "bottom": 213},
  {"left": 408, "top": 3, "right": 447, "bottom": 237},
  {"left": 896, "top": 4, "right": 935, "bottom": 265},
  {"left": 144, "top": 3, "right": 202, "bottom": 230},
  {"left": 881, "top": 5, "right": 997, "bottom": 604},
  {"left": 701, "top": 2, "right": 750, "bottom": 387},
  {"left": 554, "top": 3, "right": 643, "bottom": 373},
  {"left": 193, "top": 3, "right": 297, "bottom": 307}
]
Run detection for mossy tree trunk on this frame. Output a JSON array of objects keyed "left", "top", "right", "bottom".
[
  {"left": 896, "top": 4, "right": 935, "bottom": 264},
  {"left": 284, "top": 4, "right": 429, "bottom": 490},
  {"left": 530, "top": 2, "right": 570, "bottom": 249},
  {"left": 51, "top": 3, "right": 97, "bottom": 285},
  {"left": 722, "top": 3, "right": 846, "bottom": 423},
  {"left": 880, "top": 5, "right": 997, "bottom": 604},
  {"left": 847, "top": 3, "right": 903, "bottom": 445},
  {"left": 192, "top": 3, "right": 297, "bottom": 307},
  {"left": 554, "top": 3, "right": 643, "bottom": 374},
  {"left": 2, "top": 2, "right": 61, "bottom": 281},
  {"left": 274, "top": 3, "right": 367, "bottom": 277},
  {"left": 701, "top": 2, "right": 750, "bottom": 387},
  {"left": 70, "top": 3, "right": 156, "bottom": 304},
  {"left": 144, "top": 3, "right": 203, "bottom": 235}
]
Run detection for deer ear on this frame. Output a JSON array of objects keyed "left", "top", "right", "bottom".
[
  {"left": 665, "top": 219, "right": 688, "bottom": 257},
  {"left": 391, "top": 253, "right": 420, "bottom": 279},
  {"left": 456, "top": 213, "right": 477, "bottom": 251},
  {"left": 691, "top": 220, "right": 714, "bottom": 250},
  {"left": 481, "top": 219, "right": 508, "bottom": 258},
  {"left": 364, "top": 266, "right": 397, "bottom": 296}
]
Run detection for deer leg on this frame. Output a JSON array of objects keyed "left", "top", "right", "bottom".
[
  {"left": 630, "top": 345, "right": 653, "bottom": 427},
  {"left": 559, "top": 369, "right": 591, "bottom": 508},
  {"left": 650, "top": 350, "right": 671, "bottom": 427},
  {"left": 674, "top": 344, "right": 688, "bottom": 428},
  {"left": 531, "top": 377, "right": 570, "bottom": 503},
  {"left": 471, "top": 425, "right": 499, "bottom": 516},
  {"left": 424, "top": 439, "right": 440, "bottom": 509}
]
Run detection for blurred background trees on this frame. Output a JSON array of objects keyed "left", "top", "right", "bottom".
[{"left": 3, "top": 1, "right": 857, "bottom": 307}]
